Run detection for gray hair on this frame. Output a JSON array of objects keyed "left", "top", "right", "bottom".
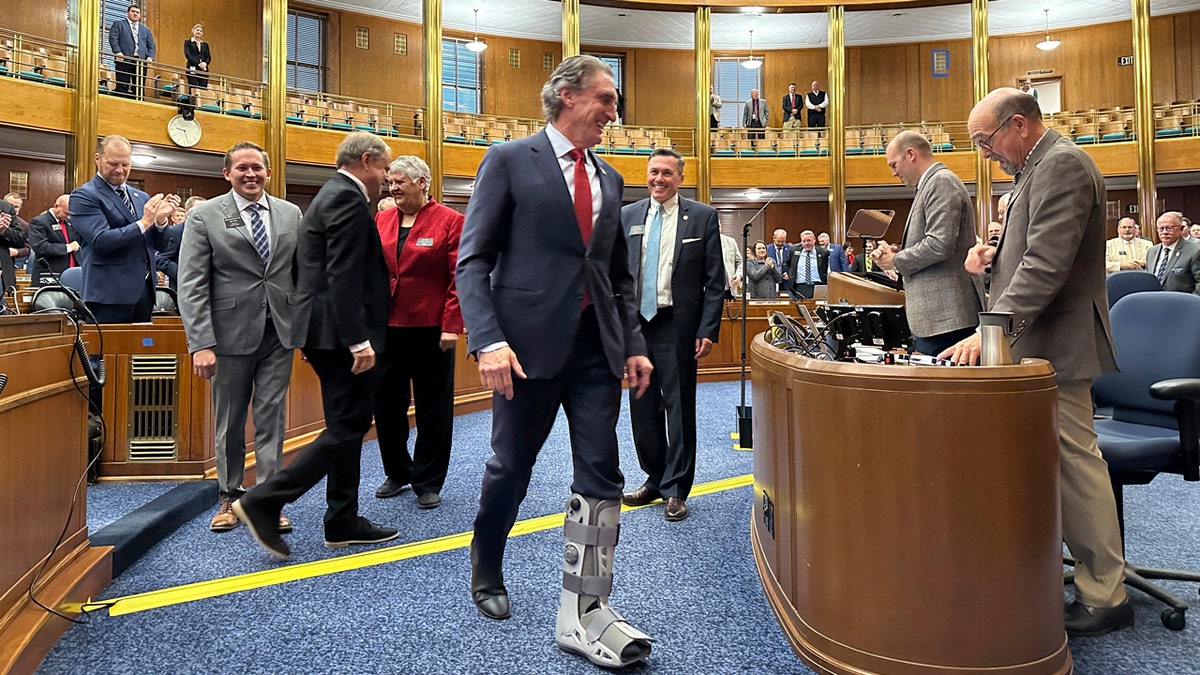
[
  {"left": 388, "top": 155, "right": 432, "bottom": 194},
  {"left": 991, "top": 87, "right": 1043, "bottom": 123},
  {"left": 335, "top": 131, "right": 389, "bottom": 169},
  {"left": 1159, "top": 211, "right": 1184, "bottom": 227},
  {"left": 649, "top": 147, "right": 683, "bottom": 173},
  {"left": 540, "top": 55, "right": 613, "bottom": 123}
]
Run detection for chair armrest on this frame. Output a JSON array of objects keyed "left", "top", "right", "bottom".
[{"left": 1150, "top": 378, "right": 1200, "bottom": 401}]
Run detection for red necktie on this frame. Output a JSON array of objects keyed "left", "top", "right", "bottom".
[
  {"left": 569, "top": 148, "right": 593, "bottom": 308},
  {"left": 60, "top": 220, "right": 75, "bottom": 267}
]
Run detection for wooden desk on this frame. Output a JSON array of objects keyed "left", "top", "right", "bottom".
[
  {"left": 750, "top": 335, "right": 1071, "bottom": 675},
  {"left": 826, "top": 271, "right": 905, "bottom": 306},
  {"left": 0, "top": 316, "right": 111, "bottom": 674}
]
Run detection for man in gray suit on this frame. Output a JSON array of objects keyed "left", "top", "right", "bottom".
[
  {"left": 742, "top": 89, "right": 768, "bottom": 141},
  {"left": 873, "top": 131, "right": 983, "bottom": 356},
  {"left": 178, "top": 142, "right": 301, "bottom": 533},
  {"left": 1146, "top": 211, "right": 1200, "bottom": 293},
  {"left": 944, "top": 88, "right": 1131, "bottom": 637}
]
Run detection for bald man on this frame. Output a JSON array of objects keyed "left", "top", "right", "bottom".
[
  {"left": 1105, "top": 217, "right": 1151, "bottom": 274},
  {"left": 742, "top": 89, "right": 767, "bottom": 140}
]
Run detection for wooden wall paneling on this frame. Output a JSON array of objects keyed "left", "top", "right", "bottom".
[
  {"left": 336, "top": 13, "right": 424, "bottom": 106},
  {"left": 1150, "top": 16, "right": 1177, "bottom": 105},
  {"left": 844, "top": 47, "right": 862, "bottom": 126},
  {"left": 846, "top": 151, "right": 976, "bottom": 186},
  {"left": 0, "top": 155, "right": 67, "bottom": 217},
  {"left": 6, "top": 4, "right": 68, "bottom": 41},
  {"left": 906, "top": 44, "right": 922, "bottom": 123},
  {"left": 0, "top": 80, "right": 73, "bottom": 133},
  {"left": 1174, "top": 14, "right": 1193, "bottom": 102},
  {"left": 709, "top": 157, "right": 830, "bottom": 188},
  {"left": 152, "top": 0, "right": 264, "bottom": 83},
  {"left": 98, "top": 96, "right": 266, "bottom": 156},
  {"left": 626, "top": 47, "right": 694, "bottom": 129},
  {"left": 762, "top": 48, "right": 828, "bottom": 126},
  {"left": 764, "top": 202, "right": 830, "bottom": 242},
  {"left": 489, "top": 35, "right": 562, "bottom": 119},
  {"left": 919, "top": 39, "right": 972, "bottom": 123},
  {"left": 850, "top": 44, "right": 911, "bottom": 125}
]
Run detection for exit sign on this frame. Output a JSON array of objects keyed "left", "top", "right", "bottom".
[{"left": 1118, "top": 55, "right": 1135, "bottom": 67}]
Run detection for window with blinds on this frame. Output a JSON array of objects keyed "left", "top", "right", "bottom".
[
  {"left": 714, "top": 57, "right": 762, "bottom": 128},
  {"left": 442, "top": 38, "right": 481, "bottom": 114},
  {"left": 585, "top": 53, "right": 624, "bottom": 96},
  {"left": 287, "top": 10, "right": 327, "bottom": 92},
  {"left": 99, "top": 1, "right": 135, "bottom": 73}
]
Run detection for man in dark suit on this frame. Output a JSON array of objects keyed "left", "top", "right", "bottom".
[
  {"left": 767, "top": 229, "right": 792, "bottom": 294},
  {"left": 457, "top": 55, "right": 654, "bottom": 668},
  {"left": 0, "top": 199, "right": 25, "bottom": 306},
  {"left": 945, "top": 88, "right": 1130, "bottom": 636},
  {"left": 28, "top": 194, "right": 79, "bottom": 283},
  {"left": 621, "top": 149, "right": 724, "bottom": 522},
  {"left": 233, "top": 132, "right": 397, "bottom": 559},
  {"left": 72, "top": 135, "right": 177, "bottom": 324},
  {"left": 818, "top": 232, "right": 850, "bottom": 273},
  {"left": 3, "top": 194, "right": 30, "bottom": 286},
  {"left": 155, "top": 220, "right": 183, "bottom": 290},
  {"left": 1146, "top": 211, "right": 1200, "bottom": 294},
  {"left": 781, "top": 82, "right": 802, "bottom": 127},
  {"left": 787, "top": 230, "right": 829, "bottom": 300},
  {"left": 806, "top": 80, "right": 828, "bottom": 128},
  {"left": 109, "top": 4, "right": 156, "bottom": 98}
]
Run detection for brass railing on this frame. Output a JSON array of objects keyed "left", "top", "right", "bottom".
[{"left": 0, "top": 29, "right": 75, "bottom": 88}]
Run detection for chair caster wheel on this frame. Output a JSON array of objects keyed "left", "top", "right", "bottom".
[{"left": 1161, "top": 608, "right": 1186, "bottom": 630}]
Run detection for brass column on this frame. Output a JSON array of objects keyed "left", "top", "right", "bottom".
[
  {"left": 1132, "top": 0, "right": 1156, "bottom": 234},
  {"left": 694, "top": 8, "right": 711, "bottom": 204},
  {"left": 971, "top": 0, "right": 991, "bottom": 233},
  {"left": 562, "top": 0, "right": 580, "bottom": 59},
  {"left": 264, "top": 0, "right": 288, "bottom": 197},
  {"left": 424, "top": 0, "right": 444, "bottom": 201},
  {"left": 71, "top": 0, "right": 102, "bottom": 189},
  {"left": 827, "top": 6, "right": 845, "bottom": 240}
]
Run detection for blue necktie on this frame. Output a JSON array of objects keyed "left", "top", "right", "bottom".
[
  {"left": 641, "top": 203, "right": 662, "bottom": 321},
  {"left": 247, "top": 203, "right": 269, "bottom": 263},
  {"left": 117, "top": 186, "right": 136, "bottom": 217}
]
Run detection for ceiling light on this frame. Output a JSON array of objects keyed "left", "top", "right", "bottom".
[
  {"left": 1035, "top": 9, "right": 1060, "bottom": 51},
  {"left": 466, "top": 8, "right": 487, "bottom": 53},
  {"left": 742, "top": 29, "right": 762, "bottom": 70},
  {"left": 131, "top": 152, "right": 156, "bottom": 165},
  {"left": 744, "top": 189, "right": 764, "bottom": 200}
]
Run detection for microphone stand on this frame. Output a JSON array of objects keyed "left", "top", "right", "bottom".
[{"left": 737, "top": 190, "right": 781, "bottom": 451}]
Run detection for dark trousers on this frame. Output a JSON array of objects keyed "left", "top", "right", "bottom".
[
  {"left": 86, "top": 282, "right": 156, "bottom": 413},
  {"left": 808, "top": 111, "right": 826, "bottom": 128},
  {"left": 372, "top": 326, "right": 455, "bottom": 496},
  {"left": 241, "top": 347, "right": 380, "bottom": 535},
  {"left": 748, "top": 120, "right": 765, "bottom": 140},
  {"left": 912, "top": 326, "right": 977, "bottom": 358},
  {"left": 471, "top": 308, "right": 624, "bottom": 578},
  {"left": 710, "top": 114, "right": 719, "bottom": 130},
  {"left": 791, "top": 282, "right": 817, "bottom": 301},
  {"left": 114, "top": 58, "right": 141, "bottom": 98},
  {"left": 629, "top": 308, "right": 698, "bottom": 500}
]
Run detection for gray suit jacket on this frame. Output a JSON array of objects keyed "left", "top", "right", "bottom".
[
  {"left": 178, "top": 191, "right": 302, "bottom": 355},
  {"left": 989, "top": 129, "right": 1116, "bottom": 382},
  {"left": 742, "top": 98, "right": 769, "bottom": 127},
  {"left": 1146, "top": 239, "right": 1200, "bottom": 294},
  {"left": 892, "top": 163, "right": 984, "bottom": 338}
]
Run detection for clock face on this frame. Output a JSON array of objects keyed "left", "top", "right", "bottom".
[{"left": 167, "top": 115, "right": 202, "bottom": 148}]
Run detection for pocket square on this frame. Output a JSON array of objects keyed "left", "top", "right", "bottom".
[{"left": 682, "top": 237, "right": 701, "bottom": 244}]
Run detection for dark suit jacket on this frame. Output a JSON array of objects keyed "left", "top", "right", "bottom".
[
  {"left": 71, "top": 174, "right": 167, "bottom": 305},
  {"left": 291, "top": 172, "right": 390, "bottom": 353},
  {"left": 827, "top": 243, "right": 850, "bottom": 273},
  {"left": 109, "top": 19, "right": 155, "bottom": 59},
  {"left": 1147, "top": 239, "right": 1200, "bottom": 295},
  {"left": 457, "top": 129, "right": 645, "bottom": 380},
  {"left": 28, "top": 209, "right": 77, "bottom": 279},
  {"left": 781, "top": 92, "right": 803, "bottom": 122},
  {"left": 767, "top": 242, "right": 792, "bottom": 291},
  {"left": 0, "top": 201, "right": 25, "bottom": 292},
  {"left": 183, "top": 39, "right": 211, "bottom": 70},
  {"left": 155, "top": 223, "right": 183, "bottom": 290},
  {"left": 786, "top": 246, "right": 830, "bottom": 287},
  {"left": 622, "top": 196, "right": 725, "bottom": 344}
]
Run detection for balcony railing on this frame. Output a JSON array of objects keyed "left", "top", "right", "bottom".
[
  {"left": 0, "top": 29, "right": 75, "bottom": 88},
  {"left": 441, "top": 112, "right": 697, "bottom": 157},
  {"left": 288, "top": 91, "right": 424, "bottom": 140}
]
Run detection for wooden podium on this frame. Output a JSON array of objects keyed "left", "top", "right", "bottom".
[{"left": 749, "top": 335, "right": 1072, "bottom": 674}]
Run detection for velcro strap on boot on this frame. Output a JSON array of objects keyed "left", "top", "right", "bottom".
[
  {"left": 563, "top": 519, "right": 619, "bottom": 547},
  {"left": 582, "top": 605, "right": 624, "bottom": 644},
  {"left": 562, "top": 571, "right": 613, "bottom": 597}
]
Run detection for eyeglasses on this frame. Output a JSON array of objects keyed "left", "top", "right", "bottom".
[
  {"left": 973, "top": 114, "right": 1015, "bottom": 151},
  {"left": 1157, "top": 225, "right": 1182, "bottom": 232}
]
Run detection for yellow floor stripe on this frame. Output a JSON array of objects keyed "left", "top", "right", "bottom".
[{"left": 99, "top": 473, "right": 753, "bottom": 617}]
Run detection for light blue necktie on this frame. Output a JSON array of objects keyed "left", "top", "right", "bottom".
[
  {"left": 640, "top": 203, "right": 663, "bottom": 321},
  {"left": 247, "top": 203, "right": 270, "bottom": 263}
]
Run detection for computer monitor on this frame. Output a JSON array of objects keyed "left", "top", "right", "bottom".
[{"left": 817, "top": 304, "right": 912, "bottom": 359}]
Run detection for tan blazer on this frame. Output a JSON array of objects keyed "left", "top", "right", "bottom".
[{"left": 1104, "top": 236, "right": 1151, "bottom": 274}]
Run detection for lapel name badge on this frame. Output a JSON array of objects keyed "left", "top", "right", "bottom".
[
  {"left": 630, "top": 225, "right": 645, "bottom": 236},
  {"left": 416, "top": 237, "right": 434, "bottom": 247}
]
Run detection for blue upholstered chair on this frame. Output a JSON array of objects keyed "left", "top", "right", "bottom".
[{"left": 1106, "top": 270, "right": 1160, "bottom": 308}]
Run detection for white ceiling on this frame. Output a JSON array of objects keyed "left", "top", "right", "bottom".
[{"left": 321, "top": 0, "right": 1200, "bottom": 50}]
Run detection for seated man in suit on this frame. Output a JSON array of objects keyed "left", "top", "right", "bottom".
[
  {"left": 1147, "top": 211, "right": 1200, "bottom": 294},
  {"left": 787, "top": 230, "right": 828, "bottom": 300},
  {"left": 1104, "top": 217, "right": 1151, "bottom": 274},
  {"left": 817, "top": 232, "right": 850, "bottom": 273},
  {"left": 28, "top": 194, "right": 79, "bottom": 283}
]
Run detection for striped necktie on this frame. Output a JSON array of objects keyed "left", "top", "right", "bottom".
[
  {"left": 1156, "top": 247, "right": 1171, "bottom": 282},
  {"left": 117, "top": 186, "right": 136, "bottom": 217},
  {"left": 247, "top": 203, "right": 270, "bottom": 263}
]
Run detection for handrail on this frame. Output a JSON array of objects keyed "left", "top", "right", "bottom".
[
  {"left": 0, "top": 29, "right": 76, "bottom": 88},
  {"left": 439, "top": 111, "right": 697, "bottom": 157},
  {"left": 286, "top": 89, "right": 425, "bottom": 140}
]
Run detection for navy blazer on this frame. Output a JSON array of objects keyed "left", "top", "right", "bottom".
[
  {"left": 28, "top": 209, "right": 78, "bottom": 278},
  {"left": 622, "top": 196, "right": 725, "bottom": 344},
  {"left": 109, "top": 19, "right": 156, "bottom": 59},
  {"left": 71, "top": 174, "right": 167, "bottom": 305},
  {"left": 457, "top": 129, "right": 645, "bottom": 380},
  {"left": 155, "top": 223, "right": 183, "bottom": 290}
]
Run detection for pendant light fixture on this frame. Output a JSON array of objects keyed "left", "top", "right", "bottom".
[
  {"left": 1035, "top": 9, "right": 1061, "bottom": 51},
  {"left": 742, "top": 29, "right": 762, "bottom": 70},
  {"left": 466, "top": 8, "right": 488, "bottom": 53}
]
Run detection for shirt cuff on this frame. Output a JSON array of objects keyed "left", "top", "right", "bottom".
[
  {"left": 480, "top": 341, "right": 508, "bottom": 353},
  {"left": 349, "top": 341, "right": 371, "bottom": 353}
]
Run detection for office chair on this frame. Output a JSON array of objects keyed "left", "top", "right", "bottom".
[
  {"left": 59, "top": 266, "right": 83, "bottom": 291},
  {"left": 29, "top": 285, "right": 79, "bottom": 314},
  {"left": 153, "top": 286, "right": 179, "bottom": 315},
  {"left": 1090, "top": 291, "right": 1200, "bottom": 630},
  {"left": 1106, "top": 270, "right": 1160, "bottom": 308}
]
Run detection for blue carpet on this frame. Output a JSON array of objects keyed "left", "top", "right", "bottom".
[
  {"left": 87, "top": 480, "right": 183, "bottom": 532},
  {"left": 36, "top": 380, "right": 1200, "bottom": 674}
]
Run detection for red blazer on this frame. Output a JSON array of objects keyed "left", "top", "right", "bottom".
[{"left": 375, "top": 199, "right": 464, "bottom": 333}]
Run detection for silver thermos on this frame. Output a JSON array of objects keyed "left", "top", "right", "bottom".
[{"left": 979, "top": 312, "right": 1014, "bottom": 366}]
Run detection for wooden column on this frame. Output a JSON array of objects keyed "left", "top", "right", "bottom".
[
  {"left": 694, "top": 7, "right": 711, "bottom": 204},
  {"left": 1131, "top": 0, "right": 1156, "bottom": 234},
  {"left": 70, "top": 0, "right": 102, "bottom": 189},
  {"left": 562, "top": 0, "right": 580, "bottom": 60},
  {"left": 423, "top": 0, "right": 444, "bottom": 201},
  {"left": 826, "top": 6, "right": 845, "bottom": 241},
  {"left": 972, "top": 0, "right": 991, "bottom": 233},
  {"left": 264, "top": 0, "right": 288, "bottom": 197}
]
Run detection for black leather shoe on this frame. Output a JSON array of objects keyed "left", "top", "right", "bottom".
[
  {"left": 417, "top": 492, "right": 441, "bottom": 509},
  {"left": 621, "top": 485, "right": 662, "bottom": 507},
  {"left": 1065, "top": 599, "right": 1134, "bottom": 637},
  {"left": 231, "top": 499, "right": 290, "bottom": 559},
  {"left": 324, "top": 517, "right": 399, "bottom": 549},
  {"left": 473, "top": 588, "right": 511, "bottom": 620},
  {"left": 374, "top": 478, "right": 410, "bottom": 499},
  {"left": 664, "top": 496, "right": 689, "bottom": 521}
]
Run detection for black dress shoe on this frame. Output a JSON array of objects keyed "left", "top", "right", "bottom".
[
  {"left": 231, "top": 499, "right": 290, "bottom": 559},
  {"left": 621, "top": 485, "right": 662, "bottom": 507},
  {"left": 416, "top": 492, "right": 441, "bottom": 509},
  {"left": 664, "top": 496, "right": 689, "bottom": 521},
  {"left": 324, "top": 517, "right": 399, "bottom": 549},
  {"left": 1065, "top": 599, "right": 1134, "bottom": 637},
  {"left": 374, "top": 478, "right": 410, "bottom": 499},
  {"left": 473, "top": 588, "right": 511, "bottom": 620}
]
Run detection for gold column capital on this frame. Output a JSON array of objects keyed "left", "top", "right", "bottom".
[
  {"left": 694, "top": 7, "right": 711, "bottom": 205},
  {"left": 424, "top": 0, "right": 444, "bottom": 201},
  {"left": 562, "top": 0, "right": 580, "bottom": 60}
]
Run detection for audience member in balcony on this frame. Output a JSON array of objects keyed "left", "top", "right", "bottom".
[
  {"left": 782, "top": 82, "right": 802, "bottom": 129},
  {"left": 1147, "top": 211, "right": 1200, "bottom": 293},
  {"left": 109, "top": 4, "right": 157, "bottom": 98},
  {"left": 178, "top": 141, "right": 302, "bottom": 535},
  {"left": 817, "top": 232, "right": 849, "bottom": 273},
  {"left": 28, "top": 194, "right": 79, "bottom": 285},
  {"left": 183, "top": 23, "right": 211, "bottom": 92},
  {"left": 155, "top": 207, "right": 188, "bottom": 290},
  {"left": 73, "top": 135, "right": 178, "bottom": 323},
  {"left": 745, "top": 240, "right": 781, "bottom": 298},
  {"left": 0, "top": 197, "right": 25, "bottom": 296},
  {"left": 709, "top": 85, "right": 721, "bottom": 130},
  {"left": 806, "top": 80, "right": 828, "bottom": 128},
  {"left": 371, "top": 156, "right": 463, "bottom": 511},
  {"left": 2, "top": 193, "right": 30, "bottom": 282},
  {"left": 1104, "top": 217, "right": 1150, "bottom": 274},
  {"left": 742, "top": 89, "right": 768, "bottom": 141}
]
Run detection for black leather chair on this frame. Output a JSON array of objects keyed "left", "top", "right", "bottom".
[
  {"left": 153, "top": 286, "right": 179, "bottom": 315},
  {"left": 1091, "top": 291, "right": 1200, "bottom": 630},
  {"left": 1105, "top": 269, "right": 1160, "bottom": 308},
  {"left": 29, "top": 285, "right": 79, "bottom": 314}
]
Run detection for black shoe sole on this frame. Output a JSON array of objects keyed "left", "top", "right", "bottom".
[
  {"left": 323, "top": 531, "right": 400, "bottom": 549},
  {"left": 231, "top": 501, "right": 289, "bottom": 559}
]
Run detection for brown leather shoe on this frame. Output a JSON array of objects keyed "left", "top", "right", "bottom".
[
  {"left": 210, "top": 498, "right": 238, "bottom": 532},
  {"left": 278, "top": 513, "right": 293, "bottom": 534},
  {"left": 621, "top": 485, "right": 662, "bottom": 507},
  {"left": 664, "top": 497, "right": 689, "bottom": 522}
]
